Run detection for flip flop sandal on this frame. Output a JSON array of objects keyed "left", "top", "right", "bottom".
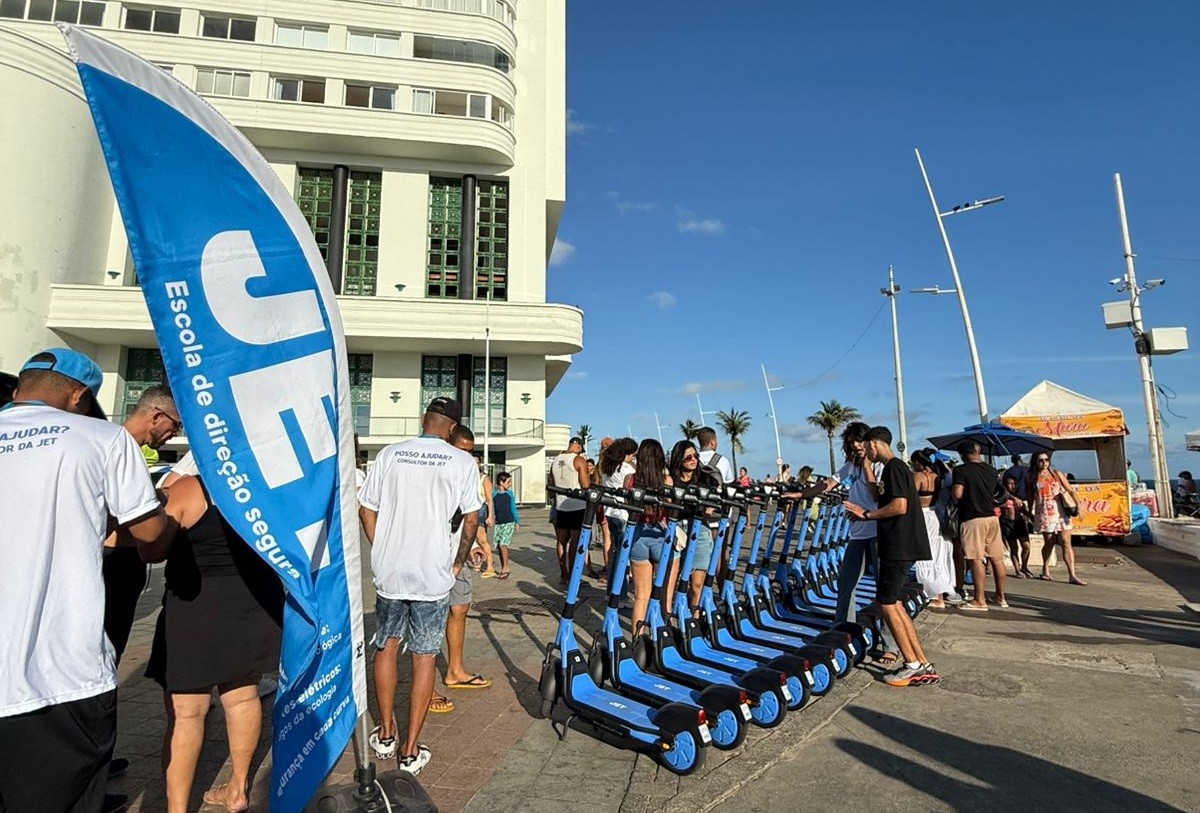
[
  {"left": 960, "top": 604, "right": 989, "bottom": 612},
  {"left": 202, "top": 785, "right": 248, "bottom": 813},
  {"left": 1038, "top": 574, "right": 1054, "bottom": 581},
  {"left": 428, "top": 695, "right": 455, "bottom": 713},
  {"left": 497, "top": 571, "right": 510, "bottom": 580},
  {"left": 1069, "top": 578, "right": 1088, "bottom": 586},
  {"left": 445, "top": 674, "right": 492, "bottom": 690}
]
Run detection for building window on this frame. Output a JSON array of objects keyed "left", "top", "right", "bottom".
[
  {"left": 2, "top": 0, "right": 104, "bottom": 24},
  {"left": 415, "top": 0, "right": 514, "bottom": 28},
  {"left": 123, "top": 5, "right": 180, "bottom": 32},
  {"left": 274, "top": 22, "right": 328, "bottom": 49},
  {"left": 476, "top": 180, "right": 508, "bottom": 300},
  {"left": 346, "top": 30, "right": 400, "bottom": 57},
  {"left": 201, "top": 14, "right": 256, "bottom": 42},
  {"left": 348, "top": 353, "right": 373, "bottom": 436},
  {"left": 345, "top": 84, "right": 396, "bottom": 110},
  {"left": 344, "top": 172, "right": 381, "bottom": 297},
  {"left": 123, "top": 348, "right": 165, "bottom": 419},
  {"left": 272, "top": 76, "right": 326, "bottom": 104},
  {"left": 196, "top": 68, "right": 251, "bottom": 98},
  {"left": 472, "top": 356, "right": 506, "bottom": 432},
  {"left": 421, "top": 356, "right": 458, "bottom": 410},
  {"left": 295, "top": 168, "right": 381, "bottom": 296},
  {"left": 490, "top": 99, "right": 513, "bottom": 128},
  {"left": 295, "top": 167, "right": 333, "bottom": 267},
  {"left": 412, "top": 88, "right": 489, "bottom": 119},
  {"left": 412, "top": 35, "right": 511, "bottom": 73},
  {"left": 426, "top": 177, "right": 462, "bottom": 299}
]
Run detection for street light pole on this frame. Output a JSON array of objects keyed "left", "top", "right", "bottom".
[
  {"left": 654, "top": 411, "right": 667, "bottom": 446},
  {"left": 915, "top": 148, "right": 996, "bottom": 425},
  {"left": 1114, "top": 173, "right": 1173, "bottom": 518},
  {"left": 761, "top": 363, "right": 783, "bottom": 469},
  {"left": 881, "top": 265, "right": 907, "bottom": 456},
  {"left": 696, "top": 393, "right": 716, "bottom": 425}
]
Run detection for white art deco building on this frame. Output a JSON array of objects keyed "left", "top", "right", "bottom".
[{"left": 0, "top": 0, "right": 579, "bottom": 501}]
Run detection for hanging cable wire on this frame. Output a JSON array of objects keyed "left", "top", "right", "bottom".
[
  {"left": 789, "top": 301, "right": 887, "bottom": 389},
  {"left": 1156, "top": 381, "right": 1188, "bottom": 424}
]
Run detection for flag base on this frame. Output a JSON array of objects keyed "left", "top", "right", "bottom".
[{"left": 304, "top": 769, "right": 437, "bottom": 813}]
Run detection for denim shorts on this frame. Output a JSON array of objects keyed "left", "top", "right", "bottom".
[
  {"left": 690, "top": 525, "right": 716, "bottom": 573},
  {"left": 373, "top": 594, "right": 450, "bottom": 655},
  {"left": 630, "top": 523, "right": 668, "bottom": 564}
]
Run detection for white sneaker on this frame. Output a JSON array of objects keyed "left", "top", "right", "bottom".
[
  {"left": 945, "top": 592, "right": 965, "bottom": 606},
  {"left": 398, "top": 744, "right": 432, "bottom": 775},
  {"left": 368, "top": 726, "right": 397, "bottom": 760}
]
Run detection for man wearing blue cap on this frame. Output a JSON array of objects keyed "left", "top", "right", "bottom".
[{"left": 0, "top": 349, "right": 176, "bottom": 813}]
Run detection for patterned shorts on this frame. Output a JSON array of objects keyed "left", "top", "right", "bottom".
[
  {"left": 491, "top": 522, "right": 516, "bottom": 548},
  {"left": 372, "top": 595, "right": 449, "bottom": 655}
]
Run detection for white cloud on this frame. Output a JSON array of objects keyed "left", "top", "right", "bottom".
[
  {"left": 676, "top": 207, "right": 727, "bottom": 235},
  {"left": 647, "top": 291, "right": 677, "bottom": 310},
  {"left": 607, "top": 191, "right": 656, "bottom": 215},
  {"left": 676, "top": 380, "right": 746, "bottom": 396},
  {"left": 549, "top": 238, "right": 575, "bottom": 267},
  {"left": 568, "top": 370, "right": 588, "bottom": 380},
  {"left": 779, "top": 423, "right": 828, "bottom": 443},
  {"left": 566, "top": 109, "right": 596, "bottom": 136}
]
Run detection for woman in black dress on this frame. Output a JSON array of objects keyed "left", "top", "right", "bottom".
[{"left": 146, "top": 476, "right": 283, "bottom": 813}]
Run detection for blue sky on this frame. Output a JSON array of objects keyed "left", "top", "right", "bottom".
[{"left": 545, "top": 1, "right": 1199, "bottom": 480}]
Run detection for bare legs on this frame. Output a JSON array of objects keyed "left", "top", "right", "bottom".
[
  {"left": 1041, "top": 531, "right": 1085, "bottom": 583},
  {"left": 630, "top": 560, "right": 653, "bottom": 634},
  {"left": 164, "top": 681, "right": 259, "bottom": 813},
  {"left": 444, "top": 603, "right": 476, "bottom": 686},
  {"left": 879, "top": 603, "right": 928, "bottom": 666},
  {"left": 403, "top": 654, "right": 437, "bottom": 759},
  {"left": 687, "top": 569, "right": 706, "bottom": 616},
  {"left": 373, "top": 639, "right": 402, "bottom": 741},
  {"left": 968, "top": 556, "right": 1008, "bottom": 605}
]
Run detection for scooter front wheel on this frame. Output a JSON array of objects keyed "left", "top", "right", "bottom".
[
  {"left": 708, "top": 708, "right": 748, "bottom": 751},
  {"left": 810, "top": 661, "right": 833, "bottom": 696},
  {"left": 658, "top": 730, "right": 705, "bottom": 776},
  {"left": 749, "top": 688, "right": 786, "bottom": 728}
]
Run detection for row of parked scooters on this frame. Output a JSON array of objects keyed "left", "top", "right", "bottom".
[{"left": 538, "top": 480, "right": 929, "bottom": 775}]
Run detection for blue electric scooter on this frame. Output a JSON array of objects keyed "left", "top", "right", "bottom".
[
  {"left": 538, "top": 487, "right": 710, "bottom": 774},
  {"left": 587, "top": 486, "right": 752, "bottom": 751}
]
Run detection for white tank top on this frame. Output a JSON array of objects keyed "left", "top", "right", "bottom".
[{"left": 551, "top": 452, "right": 585, "bottom": 511}]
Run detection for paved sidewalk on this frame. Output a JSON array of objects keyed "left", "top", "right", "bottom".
[{"left": 107, "top": 517, "right": 1200, "bottom": 813}]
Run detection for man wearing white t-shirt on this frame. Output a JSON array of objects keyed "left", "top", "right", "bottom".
[
  {"left": 358, "top": 397, "right": 481, "bottom": 775},
  {"left": 696, "top": 427, "right": 734, "bottom": 484},
  {"left": 0, "top": 349, "right": 173, "bottom": 813}
]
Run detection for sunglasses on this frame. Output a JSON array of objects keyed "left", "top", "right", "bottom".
[
  {"left": 682, "top": 453, "right": 699, "bottom": 461},
  {"left": 1035, "top": 457, "right": 1049, "bottom": 464}
]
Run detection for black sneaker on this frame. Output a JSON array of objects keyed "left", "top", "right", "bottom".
[
  {"left": 102, "top": 794, "right": 129, "bottom": 813},
  {"left": 108, "top": 758, "right": 129, "bottom": 780}
]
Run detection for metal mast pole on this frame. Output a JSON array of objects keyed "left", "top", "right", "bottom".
[
  {"left": 762, "top": 364, "right": 783, "bottom": 468},
  {"left": 883, "top": 265, "right": 908, "bottom": 455},
  {"left": 916, "top": 148, "right": 989, "bottom": 424},
  {"left": 1114, "top": 174, "right": 1173, "bottom": 518}
]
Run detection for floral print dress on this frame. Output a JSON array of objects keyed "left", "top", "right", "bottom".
[{"left": 1033, "top": 475, "right": 1071, "bottom": 533}]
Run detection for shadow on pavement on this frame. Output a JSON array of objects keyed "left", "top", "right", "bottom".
[
  {"left": 836, "top": 707, "right": 1189, "bottom": 813},
  {"left": 996, "top": 595, "right": 1199, "bottom": 648},
  {"left": 1121, "top": 545, "right": 1200, "bottom": 604}
]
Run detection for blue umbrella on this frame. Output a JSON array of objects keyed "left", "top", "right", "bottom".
[{"left": 927, "top": 422, "right": 1054, "bottom": 457}]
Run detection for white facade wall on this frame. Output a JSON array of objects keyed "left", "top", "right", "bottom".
[{"left": 0, "top": 0, "right": 575, "bottom": 503}]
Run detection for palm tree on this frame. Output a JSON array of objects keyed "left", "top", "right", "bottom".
[
  {"left": 679, "top": 419, "right": 700, "bottom": 440},
  {"left": 575, "top": 424, "right": 592, "bottom": 455},
  {"left": 715, "top": 408, "right": 751, "bottom": 475},
  {"left": 806, "top": 400, "right": 862, "bottom": 474}
]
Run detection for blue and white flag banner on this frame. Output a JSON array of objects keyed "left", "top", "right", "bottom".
[{"left": 61, "top": 25, "right": 367, "bottom": 812}]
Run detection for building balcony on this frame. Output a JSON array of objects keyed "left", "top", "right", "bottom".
[
  {"left": 216, "top": 97, "right": 515, "bottom": 166},
  {"left": 358, "top": 414, "right": 543, "bottom": 446},
  {"left": 46, "top": 284, "right": 583, "bottom": 356}
]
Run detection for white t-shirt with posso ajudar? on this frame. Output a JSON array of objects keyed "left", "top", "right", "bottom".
[
  {"left": 0, "top": 404, "right": 159, "bottom": 716},
  {"left": 358, "top": 436, "right": 482, "bottom": 601}
]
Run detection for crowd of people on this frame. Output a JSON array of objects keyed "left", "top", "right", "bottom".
[
  {"left": 0, "top": 349, "right": 525, "bottom": 813},
  {"left": 1, "top": 344, "right": 1122, "bottom": 813}
]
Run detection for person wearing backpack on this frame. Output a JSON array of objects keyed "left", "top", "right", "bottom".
[{"left": 696, "top": 427, "right": 734, "bottom": 484}]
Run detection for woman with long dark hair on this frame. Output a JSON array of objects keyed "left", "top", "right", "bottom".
[
  {"left": 628, "top": 439, "right": 671, "bottom": 633},
  {"left": 910, "top": 449, "right": 954, "bottom": 608},
  {"left": 1028, "top": 452, "right": 1085, "bottom": 585},
  {"left": 599, "top": 437, "right": 638, "bottom": 574},
  {"left": 668, "top": 439, "right": 720, "bottom": 613}
]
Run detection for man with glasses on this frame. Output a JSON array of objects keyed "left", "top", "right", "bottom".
[{"left": 104, "top": 384, "right": 182, "bottom": 659}]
